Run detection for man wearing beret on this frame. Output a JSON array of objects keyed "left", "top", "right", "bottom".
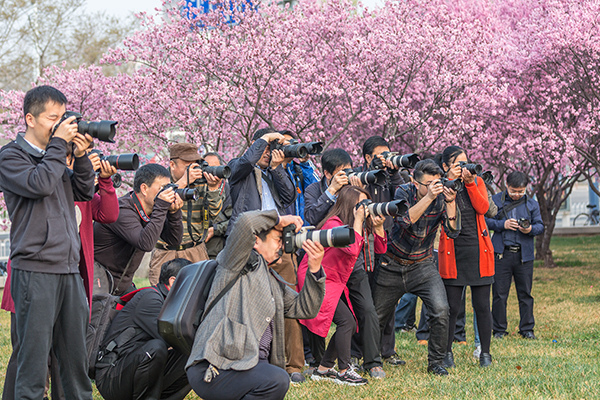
[{"left": 148, "top": 143, "right": 225, "bottom": 285}]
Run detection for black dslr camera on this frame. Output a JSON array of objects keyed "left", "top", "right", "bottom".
[
  {"left": 282, "top": 224, "right": 355, "bottom": 254},
  {"left": 161, "top": 183, "right": 198, "bottom": 201},
  {"left": 270, "top": 139, "right": 324, "bottom": 159},
  {"left": 354, "top": 199, "right": 409, "bottom": 217},
  {"left": 459, "top": 161, "right": 483, "bottom": 175},
  {"left": 371, "top": 152, "right": 420, "bottom": 170},
  {"left": 190, "top": 161, "right": 231, "bottom": 185},
  {"left": 440, "top": 177, "right": 463, "bottom": 191},
  {"left": 344, "top": 168, "right": 387, "bottom": 186},
  {"left": 52, "top": 111, "right": 117, "bottom": 143},
  {"left": 517, "top": 218, "right": 531, "bottom": 229}
]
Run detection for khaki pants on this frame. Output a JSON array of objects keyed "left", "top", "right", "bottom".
[
  {"left": 270, "top": 252, "right": 305, "bottom": 374},
  {"left": 148, "top": 243, "right": 209, "bottom": 286}
]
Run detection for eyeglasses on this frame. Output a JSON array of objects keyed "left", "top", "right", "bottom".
[
  {"left": 508, "top": 190, "right": 526, "bottom": 196},
  {"left": 416, "top": 180, "right": 435, "bottom": 187}
]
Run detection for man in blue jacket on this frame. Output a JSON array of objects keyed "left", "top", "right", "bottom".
[{"left": 485, "top": 171, "right": 544, "bottom": 340}]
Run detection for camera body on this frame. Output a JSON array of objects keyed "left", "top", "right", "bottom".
[
  {"left": 440, "top": 177, "right": 463, "bottom": 191},
  {"left": 191, "top": 161, "right": 231, "bottom": 185},
  {"left": 517, "top": 218, "right": 531, "bottom": 229},
  {"left": 282, "top": 224, "right": 355, "bottom": 254},
  {"left": 372, "top": 152, "right": 420, "bottom": 170},
  {"left": 89, "top": 149, "right": 140, "bottom": 171},
  {"left": 162, "top": 183, "right": 198, "bottom": 202},
  {"left": 53, "top": 111, "right": 117, "bottom": 143}
]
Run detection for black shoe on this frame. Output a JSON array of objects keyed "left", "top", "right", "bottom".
[
  {"left": 480, "top": 353, "right": 492, "bottom": 367},
  {"left": 493, "top": 332, "right": 507, "bottom": 339},
  {"left": 520, "top": 331, "right": 537, "bottom": 340},
  {"left": 427, "top": 364, "right": 449, "bottom": 376},
  {"left": 442, "top": 351, "right": 455, "bottom": 368},
  {"left": 383, "top": 354, "right": 406, "bottom": 366}
]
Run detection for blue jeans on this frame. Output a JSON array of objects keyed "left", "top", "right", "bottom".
[
  {"left": 372, "top": 256, "right": 449, "bottom": 366},
  {"left": 395, "top": 293, "right": 418, "bottom": 329}
]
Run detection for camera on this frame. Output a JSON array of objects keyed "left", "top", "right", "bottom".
[
  {"left": 480, "top": 170, "right": 494, "bottom": 186},
  {"left": 355, "top": 199, "right": 409, "bottom": 217},
  {"left": 440, "top": 177, "right": 463, "bottom": 191},
  {"left": 52, "top": 111, "right": 117, "bottom": 143},
  {"left": 372, "top": 152, "right": 420, "bottom": 170},
  {"left": 282, "top": 224, "right": 355, "bottom": 254},
  {"left": 344, "top": 168, "right": 387, "bottom": 186},
  {"left": 459, "top": 161, "right": 483, "bottom": 175},
  {"left": 190, "top": 161, "right": 231, "bottom": 185},
  {"left": 162, "top": 183, "right": 198, "bottom": 201},
  {"left": 517, "top": 218, "right": 531, "bottom": 229},
  {"left": 270, "top": 139, "right": 323, "bottom": 159},
  {"left": 89, "top": 149, "right": 140, "bottom": 171}
]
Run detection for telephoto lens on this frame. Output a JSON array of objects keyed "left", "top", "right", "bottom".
[
  {"left": 282, "top": 224, "right": 356, "bottom": 254},
  {"left": 305, "top": 142, "right": 324, "bottom": 155},
  {"left": 344, "top": 168, "right": 387, "bottom": 186},
  {"left": 367, "top": 199, "right": 409, "bottom": 217},
  {"left": 459, "top": 161, "right": 483, "bottom": 175},
  {"left": 270, "top": 140, "right": 309, "bottom": 159},
  {"left": 90, "top": 150, "right": 140, "bottom": 171},
  {"left": 162, "top": 183, "right": 198, "bottom": 201},
  {"left": 480, "top": 170, "right": 494, "bottom": 185},
  {"left": 196, "top": 162, "right": 231, "bottom": 179},
  {"left": 54, "top": 111, "right": 118, "bottom": 143}
]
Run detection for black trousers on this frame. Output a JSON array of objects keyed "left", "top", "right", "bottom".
[
  {"left": 11, "top": 269, "right": 93, "bottom": 400},
  {"left": 492, "top": 251, "right": 535, "bottom": 334},
  {"left": 187, "top": 360, "right": 290, "bottom": 400},
  {"left": 416, "top": 290, "right": 467, "bottom": 342},
  {"left": 320, "top": 296, "right": 356, "bottom": 371},
  {"left": 446, "top": 285, "right": 492, "bottom": 354},
  {"left": 95, "top": 339, "right": 190, "bottom": 400},
  {"left": 347, "top": 268, "right": 383, "bottom": 369}
]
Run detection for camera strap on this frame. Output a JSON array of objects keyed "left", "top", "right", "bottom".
[
  {"left": 500, "top": 191, "right": 527, "bottom": 220},
  {"left": 16, "top": 133, "right": 46, "bottom": 157},
  {"left": 130, "top": 192, "right": 150, "bottom": 223}
]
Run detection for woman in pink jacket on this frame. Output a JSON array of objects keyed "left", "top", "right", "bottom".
[{"left": 297, "top": 185, "right": 386, "bottom": 386}]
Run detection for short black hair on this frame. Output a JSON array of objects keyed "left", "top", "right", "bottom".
[
  {"left": 279, "top": 129, "right": 296, "bottom": 139},
  {"left": 320, "top": 148, "right": 353, "bottom": 174},
  {"left": 23, "top": 85, "right": 68, "bottom": 125},
  {"left": 413, "top": 159, "right": 443, "bottom": 182},
  {"left": 506, "top": 171, "right": 529, "bottom": 188},
  {"left": 159, "top": 258, "right": 192, "bottom": 285},
  {"left": 252, "top": 128, "right": 276, "bottom": 141},
  {"left": 133, "top": 163, "right": 170, "bottom": 193},
  {"left": 362, "top": 136, "right": 389, "bottom": 160}
]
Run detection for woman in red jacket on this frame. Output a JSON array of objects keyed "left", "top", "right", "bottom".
[
  {"left": 437, "top": 146, "right": 494, "bottom": 368},
  {"left": 297, "top": 185, "right": 386, "bottom": 386}
]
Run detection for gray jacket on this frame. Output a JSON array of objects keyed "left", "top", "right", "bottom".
[{"left": 187, "top": 210, "right": 326, "bottom": 371}]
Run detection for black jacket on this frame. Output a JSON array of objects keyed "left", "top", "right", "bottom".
[
  {"left": 0, "top": 135, "right": 94, "bottom": 273},
  {"left": 304, "top": 177, "right": 335, "bottom": 226},
  {"left": 226, "top": 138, "right": 296, "bottom": 235}
]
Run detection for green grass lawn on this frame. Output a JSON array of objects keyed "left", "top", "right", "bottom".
[{"left": 1, "top": 236, "right": 599, "bottom": 399}]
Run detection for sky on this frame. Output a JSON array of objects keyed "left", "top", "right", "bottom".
[{"left": 86, "top": 0, "right": 384, "bottom": 19}]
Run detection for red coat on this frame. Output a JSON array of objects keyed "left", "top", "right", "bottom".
[
  {"left": 0, "top": 177, "right": 119, "bottom": 314},
  {"left": 438, "top": 176, "right": 494, "bottom": 279},
  {"left": 297, "top": 216, "right": 387, "bottom": 337}
]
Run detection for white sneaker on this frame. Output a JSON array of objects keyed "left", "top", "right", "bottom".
[{"left": 473, "top": 345, "right": 481, "bottom": 359}]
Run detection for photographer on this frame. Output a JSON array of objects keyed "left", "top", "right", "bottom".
[
  {"left": 148, "top": 143, "right": 224, "bottom": 285},
  {"left": 304, "top": 148, "right": 356, "bottom": 226},
  {"left": 186, "top": 211, "right": 326, "bottom": 400},
  {"left": 94, "top": 163, "right": 184, "bottom": 295},
  {"left": 202, "top": 152, "right": 232, "bottom": 259},
  {"left": 0, "top": 85, "right": 95, "bottom": 399},
  {"left": 299, "top": 186, "right": 386, "bottom": 385},
  {"left": 372, "top": 159, "right": 458, "bottom": 376},
  {"left": 226, "top": 128, "right": 296, "bottom": 236},
  {"left": 95, "top": 258, "right": 192, "bottom": 400},
  {"left": 485, "top": 171, "right": 543, "bottom": 340}
]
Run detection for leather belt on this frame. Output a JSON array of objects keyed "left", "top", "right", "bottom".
[
  {"left": 155, "top": 241, "right": 197, "bottom": 251},
  {"left": 505, "top": 245, "right": 521, "bottom": 253},
  {"left": 386, "top": 252, "right": 432, "bottom": 265}
]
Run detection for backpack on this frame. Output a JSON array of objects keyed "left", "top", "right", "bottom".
[
  {"left": 158, "top": 255, "right": 258, "bottom": 355},
  {"left": 86, "top": 287, "right": 156, "bottom": 379}
]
